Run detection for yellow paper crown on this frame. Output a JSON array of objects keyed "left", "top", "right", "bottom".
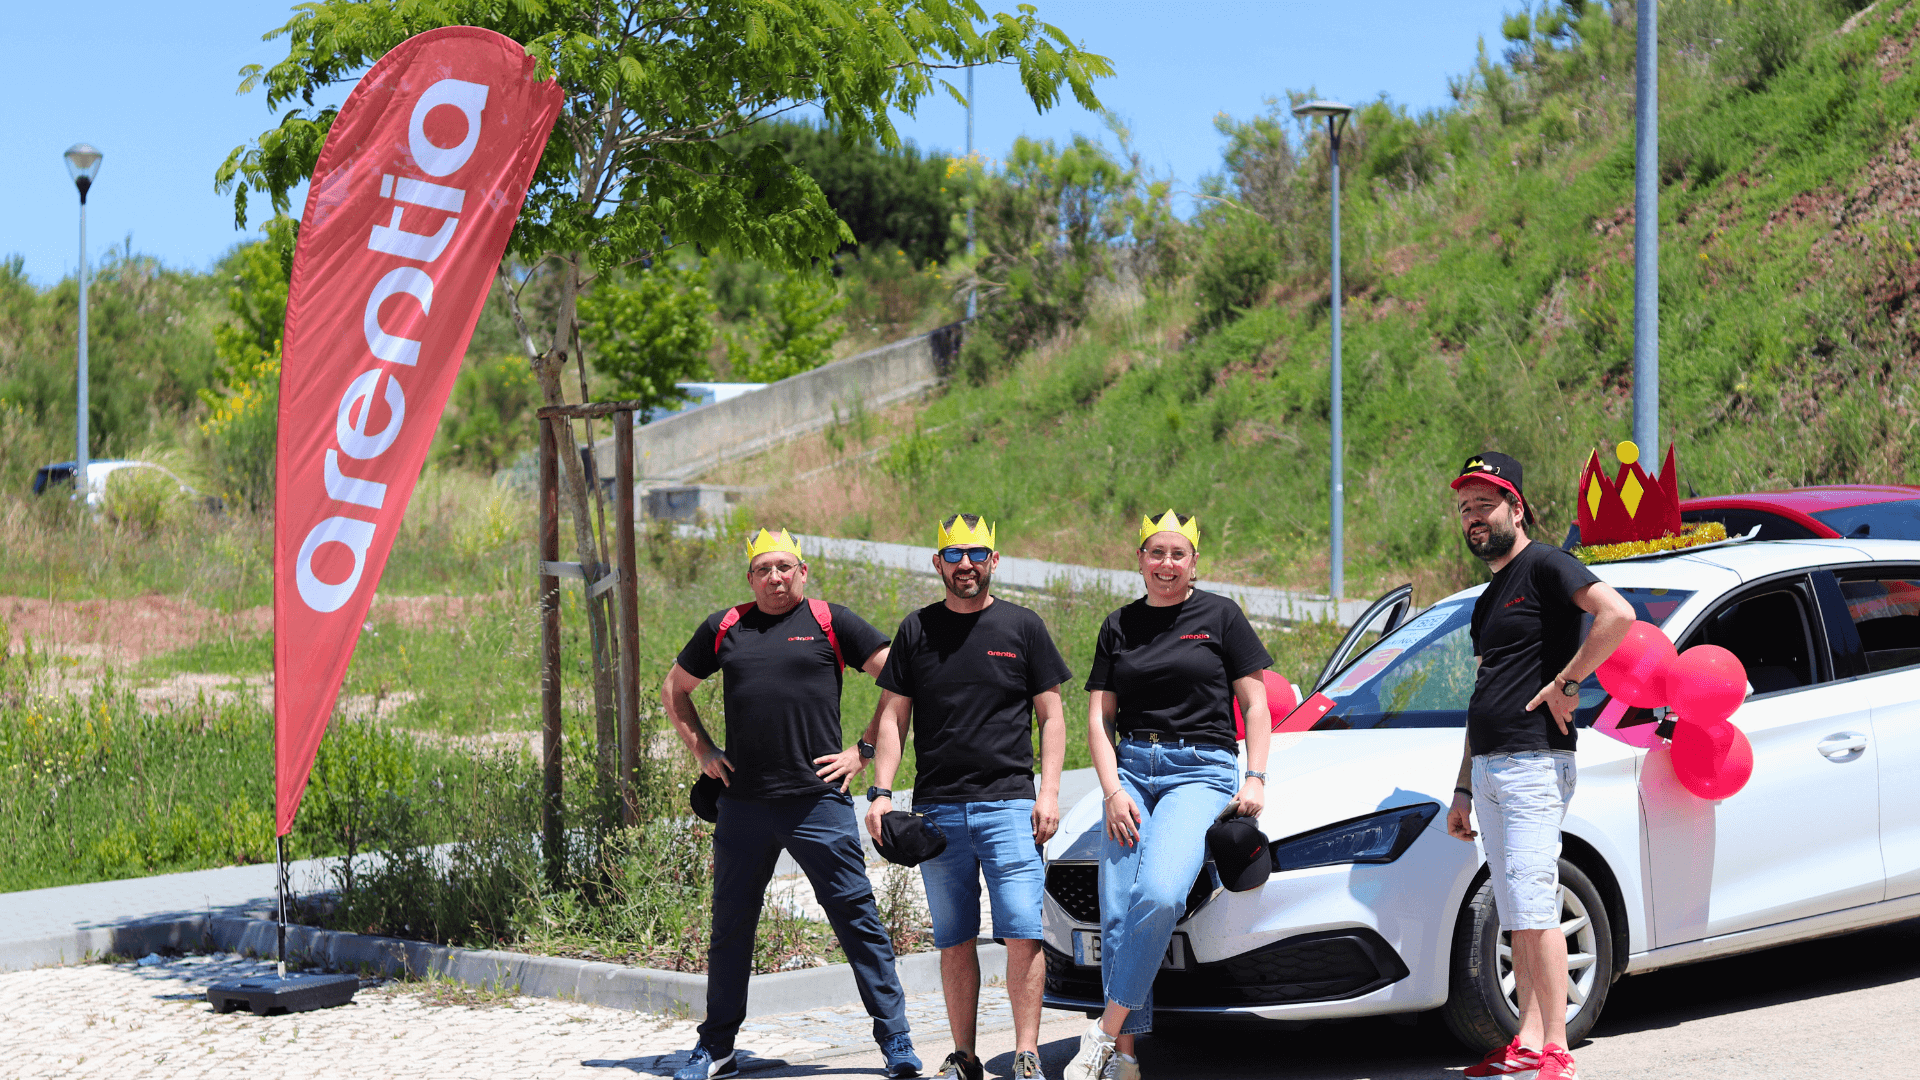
[
  {"left": 936, "top": 514, "right": 996, "bottom": 550},
  {"left": 1138, "top": 509, "right": 1200, "bottom": 549},
  {"left": 745, "top": 528, "right": 803, "bottom": 563}
]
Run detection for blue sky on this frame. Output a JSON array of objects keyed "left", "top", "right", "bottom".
[{"left": 3, "top": 0, "right": 1516, "bottom": 286}]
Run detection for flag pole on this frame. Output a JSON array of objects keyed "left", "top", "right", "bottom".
[{"left": 276, "top": 835, "right": 287, "bottom": 977}]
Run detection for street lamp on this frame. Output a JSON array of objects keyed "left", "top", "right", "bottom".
[
  {"left": 1292, "top": 100, "right": 1353, "bottom": 601},
  {"left": 64, "top": 143, "right": 103, "bottom": 507}
]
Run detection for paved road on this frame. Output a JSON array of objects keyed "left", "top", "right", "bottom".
[
  {"left": 785, "top": 918, "right": 1920, "bottom": 1079},
  {"left": 6, "top": 918, "right": 1916, "bottom": 1078}
]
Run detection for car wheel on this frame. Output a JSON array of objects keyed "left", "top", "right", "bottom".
[{"left": 1441, "top": 858, "right": 1614, "bottom": 1054}]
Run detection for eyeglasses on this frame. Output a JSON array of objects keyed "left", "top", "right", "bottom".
[
  {"left": 750, "top": 561, "right": 799, "bottom": 579},
  {"left": 939, "top": 547, "right": 993, "bottom": 564}
]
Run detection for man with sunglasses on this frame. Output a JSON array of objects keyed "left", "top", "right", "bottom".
[
  {"left": 662, "top": 528, "right": 920, "bottom": 1080},
  {"left": 865, "top": 515, "right": 1071, "bottom": 1080}
]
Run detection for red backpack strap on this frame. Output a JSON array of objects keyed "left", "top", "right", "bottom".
[
  {"left": 808, "top": 598, "right": 845, "bottom": 671},
  {"left": 714, "top": 602, "right": 756, "bottom": 654}
]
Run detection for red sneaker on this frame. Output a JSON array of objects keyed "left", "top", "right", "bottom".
[
  {"left": 1464, "top": 1039, "right": 1541, "bottom": 1078},
  {"left": 1536, "top": 1044, "right": 1577, "bottom": 1080}
]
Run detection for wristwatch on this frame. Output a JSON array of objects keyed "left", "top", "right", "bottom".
[
  {"left": 857, "top": 739, "right": 876, "bottom": 759},
  {"left": 867, "top": 786, "right": 892, "bottom": 801},
  {"left": 1560, "top": 678, "right": 1580, "bottom": 698}
]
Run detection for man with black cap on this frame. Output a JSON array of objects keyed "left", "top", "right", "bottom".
[
  {"left": 1445, "top": 453, "right": 1633, "bottom": 1080},
  {"left": 864, "top": 514, "right": 1070, "bottom": 1080},
  {"left": 661, "top": 528, "right": 920, "bottom": 1080}
]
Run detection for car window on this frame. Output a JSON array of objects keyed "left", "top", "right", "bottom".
[
  {"left": 1680, "top": 507, "right": 1819, "bottom": 541},
  {"left": 1313, "top": 586, "right": 1694, "bottom": 731},
  {"left": 1835, "top": 573, "right": 1920, "bottom": 674},
  {"left": 1678, "top": 578, "right": 1823, "bottom": 695},
  {"left": 1810, "top": 498, "right": 1920, "bottom": 540}
]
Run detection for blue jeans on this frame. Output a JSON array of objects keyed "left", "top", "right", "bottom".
[
  {"left": 917, "top": 799, "right": 1046, "bottom": 949},
  {"left": 699, "top": 791, "right": 909, "bottom": 1054},
  {"left": 1100, "top": 738, "right": 1239, "bottom": 1034},
  {"left": 1473, "top": 750, "right": 1577, "bottom": 932}
]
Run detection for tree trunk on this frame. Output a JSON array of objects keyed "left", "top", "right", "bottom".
[{"left": 499, "top": 265, "right": 621, "bottom": 820}]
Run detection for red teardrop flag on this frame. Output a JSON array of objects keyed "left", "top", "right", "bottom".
[{"left": 273, "top": 27, "right": 562, "bottom": 835}]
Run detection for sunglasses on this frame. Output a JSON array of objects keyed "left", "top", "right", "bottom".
[{"left": 939, "top": 547, "right": 993, "bottom": 564}]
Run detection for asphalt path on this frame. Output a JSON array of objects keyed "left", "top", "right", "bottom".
[{"left": 772, "top": 918, "right": 1920, "bottom": 1078}]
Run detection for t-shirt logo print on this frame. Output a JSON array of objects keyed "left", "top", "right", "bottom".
[
  {"left": 986, "top": 650, "right": 1018, "bottom": 658},
  {"left": 789, "top": 635, "right": 817, "bottom": 641},
  {"left": 1503, "top": 595, "right": 1528, "bottom": 608},
  {"left": 1180, "top": 633, "right": 1211, "bottom": 640}
]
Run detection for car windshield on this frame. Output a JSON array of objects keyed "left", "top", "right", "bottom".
[
  {"left": 1311, "top": 586, "right": 1695, "bottom": 731},
  {"left": 1811, "top": 498, "right": 1920, "bottom": 540}
]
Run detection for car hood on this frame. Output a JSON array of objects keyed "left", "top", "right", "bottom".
[{"left": 1046, "top": 729, "right": 1463, "bottom": 862}]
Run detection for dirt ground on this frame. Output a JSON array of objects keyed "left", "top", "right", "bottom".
[{"left": 0, "top": 593, "right": 488, "bottom": 668}]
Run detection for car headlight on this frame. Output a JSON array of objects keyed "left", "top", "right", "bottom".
[{"left": 1269, "top": 803, "right": 1441, "bottom": 872}]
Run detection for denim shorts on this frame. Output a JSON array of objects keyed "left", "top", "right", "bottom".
[
  {"left": 916, "top": 799, "right": 1046, "bottom": 949},
  {"left": 1472, "top": 750, "right": 1576, "bottom": 932}
]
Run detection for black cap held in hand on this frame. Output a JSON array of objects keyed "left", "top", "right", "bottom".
[
  {"left": 690, "top": 773, "right": 724, "bottom": 824},
  {"left": 1206, "top": 815, "right": 1273, "bottom": 893},
  {"left": 875, "top": 811, "right": 948, "bottom": 867}
]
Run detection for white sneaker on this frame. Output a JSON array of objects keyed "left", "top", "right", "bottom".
[
  {"left": 1101, "top": 1052, "right": 1142, "bottom": 1080},
  {"left": 1062, "top": 1021, "right": 1116, "bottom": 1080}
]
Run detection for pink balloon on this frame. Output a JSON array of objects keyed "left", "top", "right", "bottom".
[
  {"left": 1596, "top": 621, "right": 1678, "bottom": 708},
  {"left": 1670, "top": 718, "right": 1754, "bottom": 800},
  {"left": 1667, "top": 645, "right": 1748, "bottom": 728},
  {"left": 1234, "top": 670, "right": 1300, "bottom": 740}
]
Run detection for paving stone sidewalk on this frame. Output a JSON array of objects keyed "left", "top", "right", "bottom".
[{"left": 0, "top": 951, "right": 1015, "bottom": 1079}]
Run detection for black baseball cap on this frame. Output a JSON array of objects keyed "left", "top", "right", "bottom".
[
  {"left": 690, "top": 773, "right": 724, "bottom": 823},
  {"left": 1206, "top": 815, "right": 1273, "bottom": 893},
  {"left": 1450, "top": 451, "right": 1535, "bottom": 527},
  {"left": 874, "top": 811, "right": 948, "bottom": 867}
]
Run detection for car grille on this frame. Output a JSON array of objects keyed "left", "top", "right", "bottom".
[
  {"left": 1044, "top": 862, "right": 1217, "bottom": 925},
  {"left": 1044, "top": 928, "right": 1410, "bottom": 1009}
]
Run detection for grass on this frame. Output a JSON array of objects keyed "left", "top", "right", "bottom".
[{"left": 714, "top": 1, "right": 1920, "bottom": 610}]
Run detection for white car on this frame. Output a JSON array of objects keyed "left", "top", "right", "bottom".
[{"left": 1042, "top": 538, "right": 1920, "bottom": 1051}]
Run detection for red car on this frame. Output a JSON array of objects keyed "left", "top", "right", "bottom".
[{"left": 1680, "top": 484, "right": 1920, "bottom": 541}]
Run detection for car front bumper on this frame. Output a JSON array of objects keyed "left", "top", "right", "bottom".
[{"left": 1039, "top": 822, "right": 1471, "bottom": 1021}]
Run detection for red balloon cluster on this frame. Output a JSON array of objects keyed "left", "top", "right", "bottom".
[{"left": 1595, "top": 622, "right": 1754, "bottom": 799}]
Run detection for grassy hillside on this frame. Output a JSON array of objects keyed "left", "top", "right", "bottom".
[{"left": 721, "top": 0, "right": 1920, "bottom": 606}]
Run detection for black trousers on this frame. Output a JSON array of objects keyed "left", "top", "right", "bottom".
[{"left": 697, "top": 790, "right": 909, "bottom": 1053}]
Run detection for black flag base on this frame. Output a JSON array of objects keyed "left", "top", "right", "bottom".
[{"left": 207, "top": 972, "right": 358, "bottom": 1016}]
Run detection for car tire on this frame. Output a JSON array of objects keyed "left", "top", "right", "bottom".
[{"left": 1440, "top": 857, "right": 1614, "bottom": 1054}]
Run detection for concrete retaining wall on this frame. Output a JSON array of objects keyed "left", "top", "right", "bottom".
[
  {"left": 596, "top": 322, "right": 965, "bottom": 483},
  {"left": 9, "top": 912, "right": 1002, "bottom": 1021}
]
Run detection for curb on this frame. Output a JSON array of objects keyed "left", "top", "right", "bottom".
[{"left": 2, "top": 913, "right": 1004, "bottom": 1021}]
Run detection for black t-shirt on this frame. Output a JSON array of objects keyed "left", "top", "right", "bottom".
[
  {"left": 878, "top": 599, "right": 1073, "bottom": 804},
  {"left": 1085, "top": 589, "right": 1273, "bottom": 749},
  {"left": 675, "top": 601, "right": 889, "bottom": 799},
  {"left": 1467, "top": 542, "right": 1601, "bottom": 756}
]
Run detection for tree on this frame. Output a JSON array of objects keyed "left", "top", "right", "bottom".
[
  {"left": 577, "top": 261, "right": 716, "bottom": 410},
  {"left": 219, "top": 0, "right": 1108, "bottom": 815}
]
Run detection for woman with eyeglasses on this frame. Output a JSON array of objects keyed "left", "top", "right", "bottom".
[{"left": 1062, "top": 511, "right": 1273, "bottom": 1080}]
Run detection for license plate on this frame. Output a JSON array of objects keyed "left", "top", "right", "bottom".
[{"left": 1072, "top": 930, "right": 1187, "bottom": 971}]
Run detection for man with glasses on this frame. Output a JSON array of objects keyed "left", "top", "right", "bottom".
[
  {"left": 662, "top": 528, "right": 921, "bottom": 1080},
  {"left": 865, "top": 515, "right": 1070, "bottom": 1080}
]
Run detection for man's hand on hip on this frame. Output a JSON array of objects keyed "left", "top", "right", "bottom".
[
  {"left": 1525, "top": 680, "right": 1577, "bottom": 735},
  {"left": 814, "top": 745, "right": 866, "bottom": 792}
]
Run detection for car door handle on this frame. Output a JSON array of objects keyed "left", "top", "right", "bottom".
[{"left": 1818, "top": 732, "right": 1869, "bottom": 760}]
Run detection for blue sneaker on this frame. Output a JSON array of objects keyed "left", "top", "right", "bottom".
[
  {"left": 880, "top": 1031, "right": 921, "bottom": 1078},
  {"left": 673, "top": 1043, "right": 738, "bottom": 1080}
]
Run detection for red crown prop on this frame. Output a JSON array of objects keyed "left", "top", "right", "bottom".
[{"left": 1577, "top": 442, "right": 1681, "bottom": 546}]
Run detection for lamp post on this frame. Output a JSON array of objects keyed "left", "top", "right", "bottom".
[
  {"left": 966, "top": 65, "right": 977, "bottom": 321},
  {"left": 64, "top": 143, "right": 103, "bottom": 506},
  {"left": 1292, "top": 100, "right": 1353, "bottom": 601},
  {"left": 1632, "top": 0, "right": 1659, "bottom": 456}
]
